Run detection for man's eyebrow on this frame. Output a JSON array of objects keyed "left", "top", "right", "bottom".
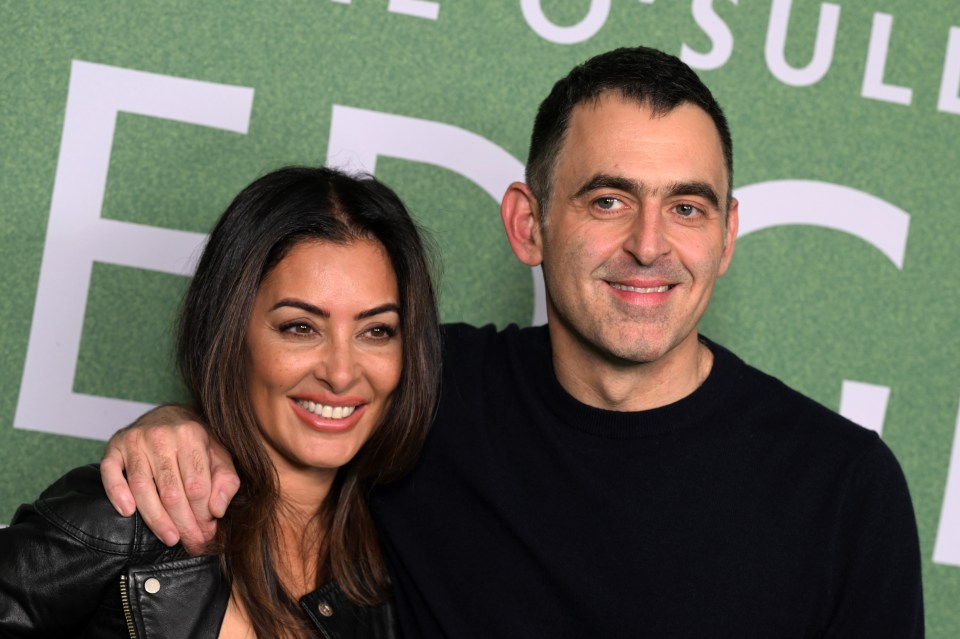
[
  {"left": 571, "top": 175, "right": 722, "bottom": 209},
  {"left": 270, "top": 299, "right": 400, "bottom": 321},
  {"left": 665, "top": 181, "right": 721, "bottom": 208},
  {"left": 572, "top": 174, "right": 643, "bottom": 200}
]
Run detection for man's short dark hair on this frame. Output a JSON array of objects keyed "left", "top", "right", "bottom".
[{"left": 526, "top": 46, "right": 734, "bottom": 215}]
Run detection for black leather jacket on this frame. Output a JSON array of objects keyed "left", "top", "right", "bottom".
[{"left": 0, "top": 465, "right": 399, "bottom": 638}]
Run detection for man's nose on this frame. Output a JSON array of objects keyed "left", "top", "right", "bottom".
[{"left": 623, "top": 205, "right": 670, "bottom": 265}]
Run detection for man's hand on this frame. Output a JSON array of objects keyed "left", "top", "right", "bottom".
[{"left": 100, "top": 405, "right": 240, "bottom": 555}]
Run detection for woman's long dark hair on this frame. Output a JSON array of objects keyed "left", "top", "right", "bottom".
[{"left": 176, "top": 166, "right": 441, "bottom": 637}]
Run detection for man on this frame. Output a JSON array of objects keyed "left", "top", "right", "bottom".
[{"left": 102, "top": 47, "right": 923, "bottom": 636}]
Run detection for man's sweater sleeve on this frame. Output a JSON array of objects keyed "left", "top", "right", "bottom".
[{"left": 822, "top": 440, "right": 924, "bottom": 637}]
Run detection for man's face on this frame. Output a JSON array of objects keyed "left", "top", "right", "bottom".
[{"left": 539, "top": 94, "right": 738, "bottom": 369}]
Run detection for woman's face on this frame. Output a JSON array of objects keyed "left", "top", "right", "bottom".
[{"left": 245, "top": 238, "right": 402, "bottom": 487}]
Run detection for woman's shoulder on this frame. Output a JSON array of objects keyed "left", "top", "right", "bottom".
[{"left": 16, "top": 463, "right": 171, "bottom": 556}]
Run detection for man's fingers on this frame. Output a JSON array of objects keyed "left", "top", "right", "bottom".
[
  {"left": 208, "top": 440, "right": 240, "bottom": 519},
  {"left": 123, "top": 433, "right": 182, "bottom": 547},
  {"left": 176, "top": 437, "right": 216, "bottom": 547},
  {"left": 100, "top": 445, "right": 135, "bottom": 516},
  {"left": 100, "top": 426, "right": 181, "bottom": 546},
  {"left": 146, "top": 425, "right": 209, "bottom": 553},
  {"left": 98, "top": 405, "right": 222, "bottom": 554}
]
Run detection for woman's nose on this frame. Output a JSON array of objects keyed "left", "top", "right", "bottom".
[{"left": 314, "top": 339, "right": 360, "bottom": 392}]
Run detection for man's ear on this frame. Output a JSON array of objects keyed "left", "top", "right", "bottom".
[
  {"left": 500, "top": 182, "right": 544, "bottom": 267},
  {"left": 718, "top": 196, "right": 739, "bottom": 277}
]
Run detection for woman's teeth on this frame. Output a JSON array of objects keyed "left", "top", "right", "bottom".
[{"left": 296, "top": 400, "right": 357, "bottom": 420}]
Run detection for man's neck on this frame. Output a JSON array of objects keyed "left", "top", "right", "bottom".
[{"left": 550, "top": 332, "right": 713, "bottom": 412}]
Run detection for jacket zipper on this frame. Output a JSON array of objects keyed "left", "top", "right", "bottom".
[{"left": 120, "top": 573, "right": 139, "bottom": 639}]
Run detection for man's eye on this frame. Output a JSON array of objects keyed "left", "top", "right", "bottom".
[
  {"left": 675, "top": 203, "right": 702, "bottom": 217},
  {"left": 595, "top": 197, "right": 624, "bottom": 211}
]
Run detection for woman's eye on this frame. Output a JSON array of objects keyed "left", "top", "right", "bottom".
[
  {"left": 281, "top": 322, "right": 314, "bottom": 336},
  {"left": 365, "top": 325, "right": 397, "bottom": 341}
]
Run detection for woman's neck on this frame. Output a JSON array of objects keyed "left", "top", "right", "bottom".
[
  {"left": 273, "top": 467, "right": 335, "bottom": 596},
  {"left": 275, "top": 510, "right": 324, "bottom": 597}
]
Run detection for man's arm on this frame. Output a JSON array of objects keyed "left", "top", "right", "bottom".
[
  {"left": 100, "top": 404, "right": 240, "bottom": 555},
  {"left": 821, "top": 439, "right": 924, "bottom": 637}
]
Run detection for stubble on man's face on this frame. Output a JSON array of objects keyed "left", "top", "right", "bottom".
[{"left": 539, "top": 95, "right": 737, "bottom": 400}]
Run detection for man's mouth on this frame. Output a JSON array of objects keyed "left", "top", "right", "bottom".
[
  {"left": 609, "top": 283, "right": 672, "bottom": 293},
  {"left": 295, "top": 399, "right": 357, "bottom": 420}
]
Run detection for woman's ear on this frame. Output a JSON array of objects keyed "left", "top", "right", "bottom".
[{"left": 500, "top": 182, "right": 544, "bottom": 267}]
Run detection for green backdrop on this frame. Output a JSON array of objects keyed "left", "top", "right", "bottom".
[{"left": 3, "top": 0, "right": 959, "bottom": 633}]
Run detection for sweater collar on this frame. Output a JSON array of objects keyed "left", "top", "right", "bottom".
[{"left": 531, "top": 328, "right": 743, "bottom": 439}]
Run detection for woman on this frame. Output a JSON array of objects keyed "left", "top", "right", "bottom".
[{"left": 0, "top": 166, "right": 441, "bottom": 638}]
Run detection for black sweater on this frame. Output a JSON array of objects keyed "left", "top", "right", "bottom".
[{"left": 373, "top": 323, "right": 923, "bottom": 637}]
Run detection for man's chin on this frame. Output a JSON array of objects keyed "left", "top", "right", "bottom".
[{"left": 594, "top": 333, "right": 676, "bottom": 367}]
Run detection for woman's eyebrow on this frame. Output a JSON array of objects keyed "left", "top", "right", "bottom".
[
  {"left": 271, "top": 299, "right": 327, "bottom": 317},
  {"left": 356, "top": 303, "right": 401, "bottom": 320},
  {"left": 269, "top": 299, "right": 400, "bottom": 320}
]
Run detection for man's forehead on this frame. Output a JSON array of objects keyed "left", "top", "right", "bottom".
[
  {"left": 558, "top": 96, "right": 728, "bottom": 191},
  {"left": 567, "top": 93, "right": 714, "bottom": 138}
]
